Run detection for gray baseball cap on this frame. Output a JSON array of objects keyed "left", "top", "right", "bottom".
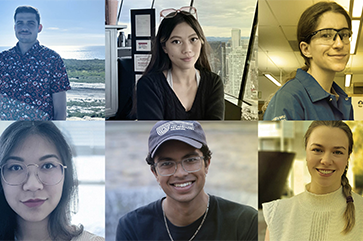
[{"left": 148, "top": 121, "right": 207, "bottom": 158}]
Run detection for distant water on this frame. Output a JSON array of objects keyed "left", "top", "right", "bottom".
[{"left": 0, "top": 45, "right": 105, "bottom": 60}]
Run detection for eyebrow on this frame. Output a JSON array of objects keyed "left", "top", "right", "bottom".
[
  {"left": 5, "top": 154, "right": 60, "bottom": 162},
  {"left": 156, "top": 151, "right": 201, "bottom": 162},
  {"left": 169, "top": 33, "right": 198, "bottom": 40},
  {"left": 310, "top": 143, "right": 347, "bottom": 150}
]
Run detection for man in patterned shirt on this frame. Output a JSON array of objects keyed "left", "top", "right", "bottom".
[{"left": 0, "top": 6, "right": 71, "bottom": 120}]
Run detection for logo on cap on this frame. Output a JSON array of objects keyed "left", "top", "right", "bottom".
[{"left": 156, "top": 121, "right": 195, "bottom": 136}]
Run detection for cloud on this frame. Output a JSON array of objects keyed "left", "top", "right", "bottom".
[{"left": 47, "top": 27, "right": 60, "bottom": 30}]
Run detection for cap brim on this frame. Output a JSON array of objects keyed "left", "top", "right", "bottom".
[{"left": 151, "top": 136, "right": 203, "bottom": 158}]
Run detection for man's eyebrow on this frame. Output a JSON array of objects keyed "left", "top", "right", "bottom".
[{"left": 156, "top": 151, "right": 201, "bottom": 161}]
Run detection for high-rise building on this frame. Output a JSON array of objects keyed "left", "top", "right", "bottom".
[{"left": 231, "top": 29, "right": 241, "bottom": 48}]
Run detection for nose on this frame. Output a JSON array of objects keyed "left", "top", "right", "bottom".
[
  {"left": 173, "top": 162, "right": 188, "bottom": 177},
  {"left": 332, "top": 33, "right": 344, "bottom": 48},
  {"left": 320, "top": 152, "right": 333, "bottom": 166},
  {"left": 23, "top": 167, "right": 43, "bottom": 191},
  {"left": 182, "top": 42, "right": 192, "bottom": 54}
]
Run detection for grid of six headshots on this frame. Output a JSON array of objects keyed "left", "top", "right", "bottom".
[{"left": 0, "top": 0, "right": 363, "bottom": 241}]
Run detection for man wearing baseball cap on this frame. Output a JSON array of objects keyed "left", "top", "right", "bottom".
[{"left": 116, "top": 121, "right": 258, "bottom": 240}]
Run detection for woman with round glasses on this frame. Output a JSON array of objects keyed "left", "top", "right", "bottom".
[
  {"left": 0, "top": 121, "right": 103, "bottom": 241},
  {"left": 263, "top": 121, "right": 363, "bottom": 240},
  {"left": 263, "top": 2, "right": 353, "bottom": 120},
  {"left": 136, "top": 6, "right": 224, "bottom": 120}
]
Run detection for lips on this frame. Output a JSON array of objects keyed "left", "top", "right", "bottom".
[
  {"left": 316, "top": 168, "right": 335, "bottom": 176},
  {"left": 181, "top": 57, "right": 193, "bottom": 62},
  {"left": 21, "top": 198, "right": 46, "bottom": 208}
]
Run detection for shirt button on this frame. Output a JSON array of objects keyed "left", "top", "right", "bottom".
[{"left": 329, "top": 98, "right": 332, "bottom": 101}]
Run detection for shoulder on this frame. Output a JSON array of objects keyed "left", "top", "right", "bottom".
[
  {"left": 118, "top": 199, "right": 161, "bottom": 225},
  {"left": 38, "top": 44, "right": 63, "bottom": 59},
  {"left": 138, "top": 72, "right": 165, "bottom": 86},
  {"left": 199, "top": 70, "right": 222, "bottom": 83},
  {"left": 212, "top": 195, "right": 257, "bottom": 218},
  {"left": 0, "top": 47, "right": 17, "bottom": 59},
  {"left": 71, "top": 230, "right": 104, "bottom": 241}
]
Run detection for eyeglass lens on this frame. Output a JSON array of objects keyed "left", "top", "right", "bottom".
[
  {"left": 1, "top": 162, "right": 65, "bottom": 186},
  {"left": 314, "top": 28, "right": 351, "bottom": 45},
  {"left": 156, "top": 157, "right": 203, "bottom": 176},
  {"left": 160, "top": 6, "right": 197, "bottom": 19}
]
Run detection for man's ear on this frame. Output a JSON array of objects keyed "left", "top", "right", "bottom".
[
  {"left": 38, "top": 24, "right": 43, "bottom": 33},
  {"left": 300, "top": 41, "right": 312, "bottom": 58},
  {"left": 151, "top": 166, "right": 158, "bottom": 178},
  {"left": 204, "top": 158, "right": 211, "bottom": 175}
]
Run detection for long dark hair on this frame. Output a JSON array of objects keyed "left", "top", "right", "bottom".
[
  {"left": 143, "top": 11, "right": 211, "bottom": 76},
  {"left": 0, "top": 121, "right": 83, "bottom": 240},
  {"left": 304, "top": 121, "right": 355, "bottom": 234}
]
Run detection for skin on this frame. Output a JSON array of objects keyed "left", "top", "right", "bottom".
[
  {"left": 300, "top": 12, "right": 350, "bottom": 93},
  {"left": 162, "top": 22, "right": 202, "bottom": 111},
  {"left": 1, "top": 135, "right": 64, "bottom": 240},
  {"left": 14, "top": 12, "right": 67, "bottom": 120},
  {"left": 306, "top": 126, "right": 349, "bottom": 194},
  {"left": 14, "top": 12, "right": 42, "bottom": 55},
  {"left": 152, "top": 140, "right": 210, "bottom": 227},
  {"left": 265, "top": 126, "right": 349, "bottom": 239}
]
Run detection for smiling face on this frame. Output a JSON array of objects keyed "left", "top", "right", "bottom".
[
  {"left": 14, "top": 12, "right": 42, "bottom": 46},
  {"left": 162, "top": 22, "right": 202, "bottom": 71},
  {"left": 1, "top": 134, "right": 64, "bottom": 223},
  {"left": 306, "top": 126, "right": 349, "bottom": 194},
  {"left": 152, "top": 140, "right": 209, "bottom": 204},
  {"left": 300, "top": 11, "right": 350, "bottom": 74}
]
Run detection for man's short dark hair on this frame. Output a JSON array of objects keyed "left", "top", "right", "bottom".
[
  {"left": 14, "top": 6, "right": 41, "bottom": 24},
  {"left": 146, "top": 144, "right": 212, "bottom": 173}
]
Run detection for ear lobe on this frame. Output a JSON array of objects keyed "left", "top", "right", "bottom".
[
  {"left": 38, "top": 24, "right": 43, "bottom": 33},
  {"left": 204, "top": 159, "right": 211, "bottom": 174},
  {"left": 162, "top": 46, "right": 168, "bottom": 54},
  {"left": 300, "top": 41, "right": 312, "bottom": 58}
]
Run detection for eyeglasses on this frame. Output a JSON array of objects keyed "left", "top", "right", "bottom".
[
  {"left": 154, "top": 156, "right": 204, "bottom": 176},
  {"left": 160, "top": 6, "right": 198, "bottom": 20},
  {"left": 305, "top": 28, "right": 352, "bottom": 45},
  {"left": 1, "top": 161, "right": 67, "bottom": 186}
]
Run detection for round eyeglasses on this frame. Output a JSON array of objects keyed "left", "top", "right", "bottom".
[
  {"left": 160, "top": 6, "right": 198, "bottom": 20},
  {"left": 0, "top": 161, "right": 67, "bottom": 186},
  {"left": 154, "top": 156, "right": 204, "bottom": 177},
  {"left": 305, "top": 28, "right": 352, "bottom": 45}
]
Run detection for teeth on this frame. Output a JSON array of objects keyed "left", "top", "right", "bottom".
[
  {"left": 174, "top": 182, "right": 192, "bottom": 187},
  {"left": 318, "top": 169, "right": 333, "bottom": 174}
]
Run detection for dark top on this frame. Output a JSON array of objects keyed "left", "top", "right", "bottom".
[
  {"left": 0, "top": 41, "right": 70, "bottom": 120},
  {"left": 137, "top": 70, "right": 225, "bottom": 120},
  {"left": 116, "top": 195, "right": 258, "bottom": 241},
  {"left": 263, "top": 69, "right": 353, "bottom": 120}
]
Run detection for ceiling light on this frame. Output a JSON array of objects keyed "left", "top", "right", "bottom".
[
  {"left": 263, "top": 73, "right": 281, "bottom": 87},
  {"left": 353, "top": 0, "right": 363, "bottom": 18},
  {"left": 350, "top": 20, "right": 360, "bottom": 54},
  {"left": 345, "top": 74, "right": 352, "bottom": 87}
]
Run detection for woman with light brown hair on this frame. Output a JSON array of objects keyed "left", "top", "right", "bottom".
[
  {"left": 263, "top": 121, "right": 363, "bottom": 241},
  {"left": 263, "top": 1, "right": 354, "bottom": 120}
]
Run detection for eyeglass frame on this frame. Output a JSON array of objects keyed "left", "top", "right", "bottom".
[
  {"left": 154, "top": 156, "right": 205, "bottom": 177},
  {"left": 304, "top": 27, "right": 352, "bottom": 45},
  {"left": 160, "top": 6, "right": 198, "bottom": 20},
  {"left": 0, "top": 162, "right": 67, "bottom": 186}
]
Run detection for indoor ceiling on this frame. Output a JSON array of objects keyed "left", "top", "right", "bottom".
[{"left": 259, "top": 0, "right": 363, "bottom": 87}]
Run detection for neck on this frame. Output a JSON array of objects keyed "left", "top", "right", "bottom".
[
  {"left": 18, "top": 41, "right": 36, "bottom": 55},
  {"left": 307, "top": 182, "right": 341, "bottom": 195},
  {"left": 307, "top": 66, "right": 335, "bottom": 93},
  {"left": 170, "top": 67, "right": 196, "bottom": 86},
  {"left": 16, "top": 216, "right": 51, "bottom": 241},
  {"left": 163, "top": 191, "right": 209, "bottom": 227}
]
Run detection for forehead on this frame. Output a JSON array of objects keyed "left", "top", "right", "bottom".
[
  {"left": 154, "top": 140, "right": 201, "bottom": 159},
  {"left": 170, "top": 22, "right": 197, "bottom": 36},
  {"left": 315, "top": 11, "right": 348, "bottom": 30},
  {"left": 307, "top": 126, "right": 349, "bottom": 147},
  {"left": 15, "top": 12, "right": 38, "bottom": 22}
]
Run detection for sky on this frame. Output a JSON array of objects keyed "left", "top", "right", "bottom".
[
  {"left": 118, "top": 0, "right": 257, "bottom": 38},
  {"left": 0, "top": 0, "right": 105, "bottom": 48}
]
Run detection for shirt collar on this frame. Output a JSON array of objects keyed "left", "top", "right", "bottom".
[
  {"left": 15, "top": 40, "right": 40, "bottom": 56},
  {"left": 296, "top": 68, "right": 347, "bottom": 102}
]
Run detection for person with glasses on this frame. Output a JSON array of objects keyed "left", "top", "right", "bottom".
[
  {"left": 116, "top": 121, "right": 257, "bottom": 240},
  {"left": 263, "top": 121, "right": 363, "bottom": 241},
  {"left": 136, "top": 7, "right": 224, "bottom": 120},
  {"left": 263, "top": 1, "right": 353, "bottom": 120},
  {"left": 0, "top": 121, "right": 104, "bottom": 241}
]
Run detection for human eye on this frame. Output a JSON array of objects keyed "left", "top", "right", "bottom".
[
  {"left": 333, "top": 150, "right": 344, "bottom": 155},
  {"left": 6, "top": 163, "right": 24, "bottom": 172},
  {"left": 184, "top": 157, "right": 200, "bottom": 163},
  {"left": 41, "top": 162, "right": 57, "bottom": 170},
  {"left": 312, "top": 148, "right": 323, "bottom": 153},
  {"left": 171, "top": 39, "right": 182, "bottom": 44},
  {"left": 158, "top": 161, "right": 174, "bottom": 168},
  {"left": 190, "top": 37, "right": 199, "bottom": 42}
]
